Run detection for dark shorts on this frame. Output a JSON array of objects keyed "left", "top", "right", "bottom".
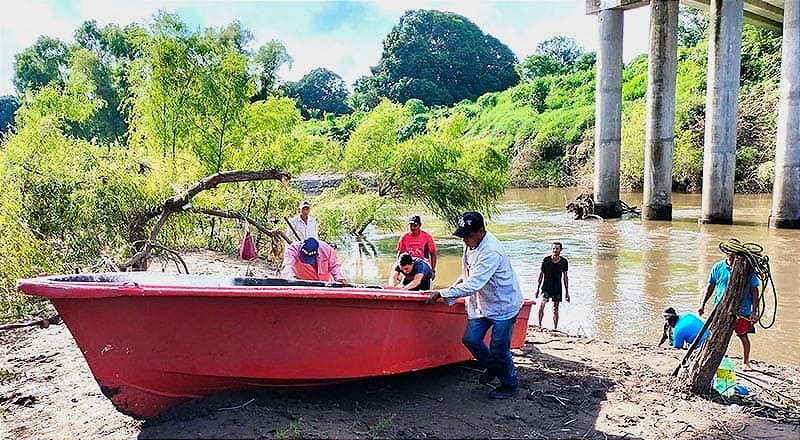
[
  {"left": 542, "top": 290, "right": 562, "bottom": 302},
  {"left": 734, "top": 317, "right": 755, "bottom": 336}
]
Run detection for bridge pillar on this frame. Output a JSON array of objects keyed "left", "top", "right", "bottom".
[
  {"left": 643, "top": 0, "right": 678, "bottom": 221},
  {"left": 770, "top": 0, "right": 800, "bottom": 229},
  {"left": 594, "top": 8, "right": 624, "bottom": 219},
  {"left": 700, "top": 0, "right": 744, "bottom": 225}
]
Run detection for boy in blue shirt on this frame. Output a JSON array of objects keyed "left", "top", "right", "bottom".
[{"left": 659, "top": 307, "right": 708, "bottom": 349}]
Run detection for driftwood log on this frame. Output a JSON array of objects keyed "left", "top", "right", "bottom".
[
  {"left": 566, "top": 193, "right": 600, "bottom": 220},
  {"left": 117, "top": 169, "right": 291, "bottom": 272},
  {"left": 672, "top": 254, "right": 752, "bottom": 394},
  {"left": 566, "top": 193, "right": 641, "bottom": 220},
  {"left": 0, "top": 315, "right": 61, "bottom": 331}
]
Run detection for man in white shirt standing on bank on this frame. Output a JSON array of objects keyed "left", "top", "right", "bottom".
[
  {"left": 425, "top": 211, "right": 524, "bottom": 400},
  {"left": 287, "top": 200, "right": 318, "bottom": 241}
]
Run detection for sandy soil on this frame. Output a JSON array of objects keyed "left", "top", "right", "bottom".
[{"left": 2, "top": 251, "right": 799, "bottom": 440}]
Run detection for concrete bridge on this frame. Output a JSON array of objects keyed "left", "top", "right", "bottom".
[{"left": 586, "top": 0, "right": 798, "bottom": 228}]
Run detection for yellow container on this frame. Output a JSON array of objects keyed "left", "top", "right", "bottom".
[{"left": 715, "top": 356, "right": 736, "bottom": 396}]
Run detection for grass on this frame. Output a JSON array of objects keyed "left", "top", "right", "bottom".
[
  {"left": 275, "top": 418, "right": 307, "bottom": 440},
  {"left": 355, "top": 414, "right": 395, "bottom": 439},
  {"left": 0, "top": 367, "right": 19, "bottom": 383}
]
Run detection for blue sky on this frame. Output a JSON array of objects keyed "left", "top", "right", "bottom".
[{"left": 0, "top": 0, "right": 652, "bottom": 96}]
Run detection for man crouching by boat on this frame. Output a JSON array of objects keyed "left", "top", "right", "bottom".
[
  {"left": 281, "top": 237, "right": 348, "bottom": 284},
  {"left": 424, "top": 212, "right": 524, "bottom": 400},
  {"left": 389, "top": 252, "right": 434, "bottom": 291}
]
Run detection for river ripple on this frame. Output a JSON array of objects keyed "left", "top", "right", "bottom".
[{"left": 338, "top": 188, "right": 800, "bottom": 366}]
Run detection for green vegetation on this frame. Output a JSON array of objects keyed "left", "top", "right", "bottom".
[
  {"left": 282, "top": 67, "right": 351, "bottom": 118},
  {"left": 355, "top": 9, "right": 519, "bottom": 108},
  {"left": 0, "top": 367, "right": 19, "bottom": 383},
  {"left": 356, "top": 414, "right": 395, "bottom": 439},
  {"left": 275, "top": 417, "right": 307, "bottom": 440},
  {"left": 0, "top": 11, "right": 512, "bottom": 320},
  {"left": 0, "top": 7, "right": 783, "bottom": 321}
]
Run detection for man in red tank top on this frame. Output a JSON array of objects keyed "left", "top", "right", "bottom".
[{"left": 396, "top": 215, "right": 438, "bottom": 279}]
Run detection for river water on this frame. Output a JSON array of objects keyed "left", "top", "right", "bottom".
[{"left": 337, "top": 188, "right": 800, "bottom": 366}]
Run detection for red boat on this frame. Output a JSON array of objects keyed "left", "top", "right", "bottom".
[{"left": 16, "top": 273, "right": 532, "bottom": 419}]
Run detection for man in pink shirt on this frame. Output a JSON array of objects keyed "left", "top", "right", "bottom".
[
  {"left": 396, "top": 215, "right": 438, "bottom": 278},
  {"left": 281, "top": 237, "right": 348, "bottom": 284}
]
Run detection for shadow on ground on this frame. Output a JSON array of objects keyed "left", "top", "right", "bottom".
[{"left": 139, "top": 343, "right": 624, "bottom": 440}]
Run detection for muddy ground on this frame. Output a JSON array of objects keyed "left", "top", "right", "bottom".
[{"left": 2, "top": 251, "right": 799, "bottom": 439}]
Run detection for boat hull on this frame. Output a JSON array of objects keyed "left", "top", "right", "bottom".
[{"left": 17, "top": 273, "right": 532, "bottom": 419}]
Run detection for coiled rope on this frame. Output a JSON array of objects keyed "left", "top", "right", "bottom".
[{"left": 718, "top": 238, "right": 777, "bottom": 329}]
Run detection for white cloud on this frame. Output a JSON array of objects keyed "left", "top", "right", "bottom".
[
  {"left": 277, "top": 35, "right": 381, "bottom": 87},
  {"left": 0, "top": 1, "right": 654, "bottom": 96},
  {"left": 74, "top": 0, "right": 162, "bottom": 27},
  {"left": 0, "top": 1, "right": 77, "bottom": 94}
]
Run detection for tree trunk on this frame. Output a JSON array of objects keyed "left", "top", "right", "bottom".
[{"left": 672, "top": 254, "right": 752, "bottom": 394}]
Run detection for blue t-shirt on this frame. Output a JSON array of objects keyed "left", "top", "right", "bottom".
[
  {"left": 673, "top": 314, "right": 708, "bottom": 349},
  {"left": 709, "top": 259, "right": 760, "bottom": 316},
  {"left": 394, "top": 258, "right": 433, "bottom": 291}
]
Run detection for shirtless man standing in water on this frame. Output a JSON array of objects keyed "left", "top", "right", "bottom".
[{"left": 535, "top": 242, "right": 569, "bottom": 330}]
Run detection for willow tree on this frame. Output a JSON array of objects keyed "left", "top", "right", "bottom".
[
  {"left": 128, "top": 12, "right": 199, "bottom": 168},
  {"left": 0, "top": 76, "right": 159, "bottom": 305},
  {"left": 338, "top": 99, "right": 508, "bottom": 234}
]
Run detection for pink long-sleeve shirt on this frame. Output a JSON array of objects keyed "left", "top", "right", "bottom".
[{"left": 280, "top": 240, "right": 346, "bottom": 282}]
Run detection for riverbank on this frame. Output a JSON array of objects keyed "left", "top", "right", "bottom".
[{"left": 2, "top": 251, "right": 798, "bottom": 439}]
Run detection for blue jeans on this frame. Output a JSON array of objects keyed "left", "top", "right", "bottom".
[{"left": 462, "top": 316, "right": 519, "bottom": 389}]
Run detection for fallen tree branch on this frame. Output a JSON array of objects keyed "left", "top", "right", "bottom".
[
  {"left": 128, "top": 241, "right": 189, "bottom": 274},
  {"left": 117, "top": 169, "right": 291, "bottom": 271},
  {"left": 0, "top": 315, "right": 61, "bottom": 331},
  {"left": 146, "top": 169, "right": 292, "bottom": 218},
  {"left": 191, "top": 207, "right": 292, "bottom": 244}
]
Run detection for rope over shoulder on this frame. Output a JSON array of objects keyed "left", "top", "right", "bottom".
[{"left": 718, "top": 238, "right": 777, "bottom": 329}]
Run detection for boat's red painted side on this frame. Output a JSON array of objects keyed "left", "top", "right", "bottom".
[{"left": 17, "top": 273, "right": 532, "bottom": 419}]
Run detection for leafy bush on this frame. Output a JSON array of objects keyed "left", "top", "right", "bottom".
[{"left": 620, "top": 100, "right": 646, "bottom": 190}]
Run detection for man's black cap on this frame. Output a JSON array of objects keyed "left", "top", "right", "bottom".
[{"left": 453, "top": 211, "right": 485, "bottom": 238}]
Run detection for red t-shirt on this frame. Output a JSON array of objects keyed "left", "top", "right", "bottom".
[{"left": 397, "top": 230, "right": 437, "bottom": 261}]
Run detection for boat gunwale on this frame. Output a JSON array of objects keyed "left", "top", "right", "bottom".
[
  {"left": 17, "top": 273, "right": 535, "bottom": 308},
  {"left": 16, "top": 273, "right": 439, "bottom": 303}
]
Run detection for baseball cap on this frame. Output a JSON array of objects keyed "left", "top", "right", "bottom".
[
  {"left": 408, "top": 215, "right": 421, "bottom": 225},
  {"left": 299, "top": 200, "right": 311, "bottom": 209},
  {"left": 300, "top": 237, "right": 319, "bottom": 264},
  {"left": 453, "top": 211, "right": 485, "bottom": 238}
]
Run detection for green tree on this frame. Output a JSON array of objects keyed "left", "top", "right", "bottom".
[
  {"left": 73, "top": 20, "right": 145, "bottom": 143},
  {"left": 128, "top": 12, "right": 198, "bottom": 167},
  {"left": 516, "top": 54, "right": 563, "bottom": 82},
  {"left": 1, "top": 80, "right": 155, "bottom": 287},
  {"left": 190, "top": 43, "right": 253, "bottom": 174},
  {"left": 13, "top": 36, "right": 71, "bottom": 93},
  {"left": 371, "top": 10, "right": 519, "bottom": 106},
  {"left": 572, "top": 52, "right": 596, "bottom": 72},
  {"left": 678, "top": 6, "right": 708, "bottom": 48},
  {"left": 340, "top": 100, "right": 508, "bottom": 232},
  {"left": 535, "top": 36, "right": 583, "bottom": 70},
  {"left": 531, "top": 79, "right": 550, "bottom": 113},
  {"left": 350, "top": 75, "right": 383, "bottom": 112},
  {"left": 66, "top": 48, "right": 126, "bottom": 142},
  {"left": 739, "top": 25, "right": 782, "bottom": 84},
  {"left": 131, "top": 13, "right": 256, "bottom": 175},
  {"left": 283, "top": 68, "right": 351, "bottom": 118},
  {"left": 251, "top": 39, "right": 293, "bottom": 102},
  {"left": 0, "top": 96, "right": 19, "bottom": 135}
]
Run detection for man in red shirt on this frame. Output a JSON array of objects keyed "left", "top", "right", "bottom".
[{"left": 397, "top": 215, "right": 437, "bottom": 278}]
